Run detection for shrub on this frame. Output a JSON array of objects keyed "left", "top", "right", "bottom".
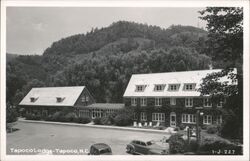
[
  {"left": 169, "top": 133, "right": 186, "bottom": 154},
  {"left": 101, "top": 116, "right": 113, "bottom": 125},
  {"left": 179, "top": 124, "right": 186, "bottom": 130},
  {"left": 64, "top": 112, "right": 77, "bottom": 122},
  {"left": 6, "top": 105, "right": 18, "bottom": 123},
  {"left": 43, "top": 115, "right": 53, "bottom": 121},
  {"left": 114, "top": 114, "right": 133, "bottom": 126},
  {"left": 58, "top": 116, "right": 68, "bottom": 122},
  {"left": 219, "top": 115, "right": 241, "bottom": 139},
  {"left": 113, "top": 108, "right": 133, "bottom": 126},
  {"left": 51, "top": 112, "right": 62, "bottom": 121},
  {"left": 78, "top": 117, "right": 91, "bottom": 124},
  {"left": 93, "top": 117, "right": 102, "bottom": 125},
  {"left": 198, "top": 137, "right": 232, "bottom": 154},
  {"left": 25, "top": 113, "right": 33, "bottom": 120},
  {"left": 25, "top": 114, "right": 41, "bottom": 120},
  {"left": 186, "top": 139, "right": 199, "bottom": 152},
  {"left": 206, "top": 125, "right": 218, "bottom": 134}
]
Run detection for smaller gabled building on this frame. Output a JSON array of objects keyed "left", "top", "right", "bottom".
[{"left": 19, "top": 86, "right": 95, "bottom": 117}]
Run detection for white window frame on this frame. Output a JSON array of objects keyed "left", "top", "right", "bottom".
[
  {"left": 79, "top": 109, "right": 89, "bottom": 117},
  {"left": 169, "top": 84, "right": 179, "bottom": 91},
  {"left": 140, "top": 98, "right": 147, "bottom": 106},
  {"left": 81, "top": 95, "right": 89, "bottom": 102},
  {"left": 182, "top": 114, "right": 196, "bottom": 124},
  {"left": 185, "top": 98, "right": 193, "bottom": 107},
  {"left": 136, "top": 85, "right": 145, "bottom": 92},
  {"left": 155, "top": 98, "right": 162, "bottom": 106},
  {"left": 131, "top": 98, "right": 137, "bottom": 106},
  {"left": 184, "top": 84, "right": 195, "bottom": 91},
  {"left": 170, "top": 98, "right": 176, "bottom": 105},
  {"left": 154, "top": 84, "right": 165, "bottom": 91},
  {"left": 133, "top": 113, "right": 137, "bottom": 120},
  {"left": 203, "top": 115, "right": 212, "bottom": 125},
  {"left": 86, "top": 96, "right": 89, "bottom": 102},
  {"left": 140, "top": 112, "right": 147, "bottom": 121},
  {"left": 217, "top": 98, "right": 224, "bottom": 108},
  {"left": 104, "top": 109, "right": 116, "bottom": 117},
  {"left": 152, "top": 113, "right": 165, "bottom": 122},
  {"left": 204, "top": 98, "right": 212, "bottom": 107},
  {"left": 215, "top": 115, "right": 223, "bottom": 124},
  {"left": 92, "top": 109, "right": 103, "bottom": 119}
]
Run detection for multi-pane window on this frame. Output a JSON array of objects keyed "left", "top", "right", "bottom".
[
  {"left": 155, "top": 98, "right": 162, "bottom": 106},
  {"left": 217, "top": 98, "right": 224, "bottom": 108},
  {"left": 152, "top": 113, "right": 165, "bottom": 122},
  {"left": 81, "top": 95, "right": 89, "bottom": 102},
  {"left": 170, "top": 98, "right": 176, "bottom": 105},
  {"left": 56, "top": 97, "right": 65, "bottom": 103},
  {"left": 30, "top": 97, "right": 38, "bottom": 102},
  {"left": 185, "top": 98, "right": 193, "bottom": 107},
  {"left": 169, "top": 84, "right": 179, "bottom": 91},
  {"left": 182, "top": 114, "right": 196, "bottom": 123},
  {"left": 92, "top": 109, "right": 103, "bottom": 119},
  {"left": 131, "top": 98, "right": 137, "bottom": 106},
  {"left": 79, "top": 109, "right": 89, "bottom": 117},
  {"left": 104, "top": 109, "right": 117, "bottom": 117},
  {"left": 135, "top": 85, "right": 146, "bottom": 92},
  {"left": 133, "top": 113, "right": 137, "bottom": 120},
  {"left": 204, "top": 98, "right": 212, "bottom": 107},
  {"left": 140, "top": 98, "right": 147, "bottom": 106},
  {"left": 140, "top": 112, "right": 147, "bottom": 121},
  {"left": 184, "top": 84, "right": 196, "bottom": 91},
  {"left": 203, "top": 115, "right": 212, "bottom": 125},
  {"left": 154, "top": 84, "right": 165, "bottom": 91},
  {"left": 215, "top": 115, "right": 223, "bottom": 124}
]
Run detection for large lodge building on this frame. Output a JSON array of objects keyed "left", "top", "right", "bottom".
[
  {"left": 123, "top": 69, "right": 236, "bottom": 127},
  {"left": 19, "top": 69, "right": 236, "bottom": 128}
]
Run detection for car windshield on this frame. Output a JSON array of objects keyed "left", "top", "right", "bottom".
[
  {"left": 146, "top": 141, "right": 153, "bottom": 145},
  {"left": 99, "top": 148, "right": 111, "bottom": 154}
]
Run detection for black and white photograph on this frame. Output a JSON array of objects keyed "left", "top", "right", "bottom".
[{"left": 1, "top": 0, "right": 249, "bottom": 161}]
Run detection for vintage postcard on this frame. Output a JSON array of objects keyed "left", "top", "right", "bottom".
[{"left": 1, "top": 0, "right": 249, "bottom": 161}]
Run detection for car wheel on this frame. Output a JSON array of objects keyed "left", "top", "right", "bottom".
[{"left": 129, "top": 147, "right": 135, "bottom": 154}]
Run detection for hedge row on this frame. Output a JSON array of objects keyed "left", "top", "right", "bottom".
[{"left": 25, "top": 113, "right": 91, "bottom": 124}]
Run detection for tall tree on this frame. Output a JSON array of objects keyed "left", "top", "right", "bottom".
[
  {"left": 199, "top": 7, "right": 243, "bottom": 69},
  {"left": 199, "top": 7, "right": 243, "bottom": 139}
]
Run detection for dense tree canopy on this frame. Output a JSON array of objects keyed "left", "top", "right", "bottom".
[
  {"left": 199, "top": 7, "right": 243, "bottom": 69},
  {"left": 199, "top": 7, "right": 243, "bottom": 139},
  {"left": 7, "top": 21, "right": 210, "bottom": 105}
]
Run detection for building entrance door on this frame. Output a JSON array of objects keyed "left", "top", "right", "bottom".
[{"left": 170, "top": 112, "right": 176, "bottom": 127}]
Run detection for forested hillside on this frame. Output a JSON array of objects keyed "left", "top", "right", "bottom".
[{"left": 7, "top": 21, "right": 211, "bottom": 104}]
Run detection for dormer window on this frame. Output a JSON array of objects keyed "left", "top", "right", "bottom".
[
  {"left": 30, "top": 97, "right": 38, "bottom": 102},
  {"left": 168, "top": 84, "right": 180, "bottom": 91},
  {"left": 135, "top": 85, "right": 146, "bottom": 92},
  {"left": 56, "top": 97, "right": 65, "bottom": 103},
  {"left": 154, "top": 84, "right": 165, "bottom": 91},
  {"left": 184, "top": 83, "right": 196, "bottom": 91}
]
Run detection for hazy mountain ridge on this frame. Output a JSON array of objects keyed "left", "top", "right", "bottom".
[{"left": 7, "top": 21, "right": 210, "bottom": 103}]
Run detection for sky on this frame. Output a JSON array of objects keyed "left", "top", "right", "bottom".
[{"left": 6, "top": 7, "right": 207, "bottom": 55}]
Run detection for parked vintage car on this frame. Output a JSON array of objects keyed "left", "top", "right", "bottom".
[
  {"left": 126, "top": 139, "right": 169, "bottom": 155},
  {"left": 88, "top": 143, "right": 112, "bottom": 155}
]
